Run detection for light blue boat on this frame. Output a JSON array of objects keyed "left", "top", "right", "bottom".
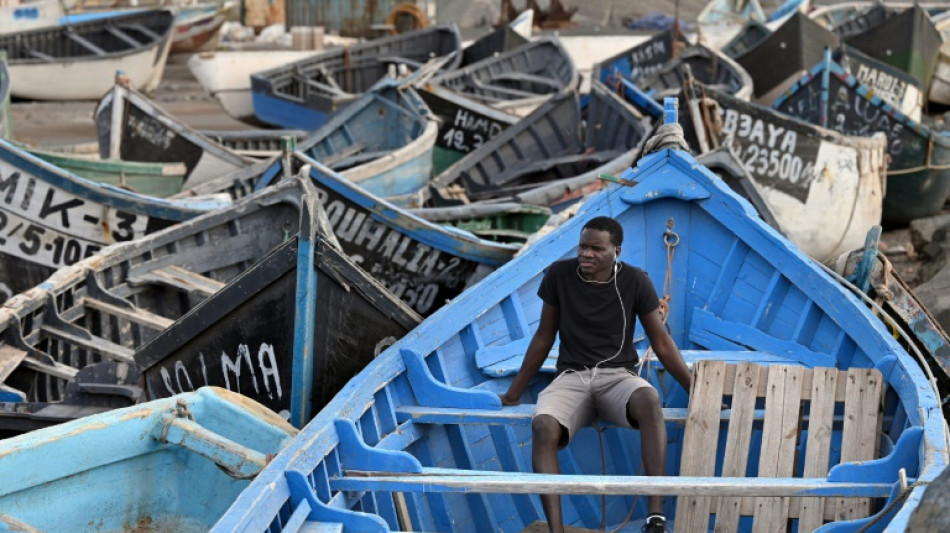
[
  {"left": 0, "top": 387, "right": 297, "bottom": 532},
  {"left": 214, "top": 105, "right": 947, "bottom": 532},
  {"left": 296, "top": 81, "right": 437, "bottom": 203}
]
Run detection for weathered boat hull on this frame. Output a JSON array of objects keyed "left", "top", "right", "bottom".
[
  {"left": 594, "top": 28, "right": 690, "bottom": 86},
  {"left": 842, "top": 5, "right": 942, "bottom": 91},
  {"left": 0, "top": 139, "right": 223, "bottom": 303},
  {"left": 773, "top": 50, "right": 950, "bottom": 225},
  {"left": 250, "top": 25, "right": 462, "bottom": 129},
  {"left": 430, "top": 80, "right": 651, "bottom": 202},
  {"left": 837, "top": 46, "right": 923, "bottom": 121},
  {"left": 681, "top": 82, "right": 887, "bottom": 260},
  {"left": 95, "top": 79, "right": 253, "bottom": 186},
  {"left": 0, "top": 387, "right": 297, "bottom": 530},
  {"left": 1, "top": 9, "right": 175, "bottom": 99},
  {"left": 180, "top": 152, "right": 520, "bottom": 317},
  {"left": 0, "top": 176, "right": 305, "bottom": 407},
  {"left": 929, "top": 41, "right": 950, "bottom": 106},
  {"left": 170, "top": 2, "right": 233, "bottom": 54},
  {"left": 26, "top": 147, "right": 187, "bottom": 197},
  {"left": 640, "top": 44, "right": 754, "bottom": 101},
  {"left": 214, "top": 138, "right": 946, "bottom": 533},
  {"left": 135, "top": 196, "right": 421, "bottom": 427},
  {"left": 419, "top": 37, "right": 578, "bottom": 175}
]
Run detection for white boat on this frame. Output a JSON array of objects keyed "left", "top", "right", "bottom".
[
  {"left": 698, "top": 0, "right": 811, "bottom": 51},
  {"left": 187, "top": 49, "right": 317, "bottom": 125},
  {"left": 1, "top": 9, "right": 175, "bottom": 100}
]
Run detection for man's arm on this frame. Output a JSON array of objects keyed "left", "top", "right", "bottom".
[
  {"left": 640, "top": 309, "right": 692, "bottom": 394},
  {"left": 499, "top": 302, "right": 559, "bottom": 405}
]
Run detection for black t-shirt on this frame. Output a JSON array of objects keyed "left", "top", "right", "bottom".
[{"left": 538, "top": 258, "right": 660, "bottom": 373}]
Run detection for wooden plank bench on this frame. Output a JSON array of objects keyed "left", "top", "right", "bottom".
[{"left": 675, "top": 361, "right": 884, "bottom": 532}]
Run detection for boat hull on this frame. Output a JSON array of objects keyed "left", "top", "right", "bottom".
[
  {"left": 213, "top": 147, "right": 947, "bottom": 533},
  {"left": 774, "top": 52, "right": 950, "bottom": 225},
  {"left": 0, "top": 387, "right": 296, "bottom": 531},
  {"left": 3, "top": 9, "right": 174, "bottom": 100}
]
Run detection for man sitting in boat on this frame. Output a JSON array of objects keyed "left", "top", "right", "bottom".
[{"left": 499, "top": 216, "right": 693, "bottom": 533}]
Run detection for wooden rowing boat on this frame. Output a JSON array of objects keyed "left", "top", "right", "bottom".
[{"left": 214, "top": 104, "right": 947, "bottom": 533}]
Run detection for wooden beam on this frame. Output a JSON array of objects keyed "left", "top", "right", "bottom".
[
  {"left": 332, "top": 470, "right": 894, "bottom": 498},
  {"left": 0, "top": 344, "right": 28, "bottom": 383},
  {"left": 82, "top": 297, "right": 174, "bottom": 330}
]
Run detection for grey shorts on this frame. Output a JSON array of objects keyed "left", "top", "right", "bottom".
[{"left": 533, "top": 367, "right": 653, "bottom": 446}]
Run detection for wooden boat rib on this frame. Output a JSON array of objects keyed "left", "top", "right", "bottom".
[
  {"left": 680, "top": 79, "right": 887, "bottom": 260},
  {"left": 430, "top": 79, "right": 651, "bottom": 203},
  {"left": 179, "top": 152, "right": 520, "bottom": 317},
  {"left": 199, "top": 129, "right": 309, "bottom": 159},
  {"left": 0, "top": 387, "right": 297, "bottom": 530},
  {"left": 250, "top": 25, "right": 463, "bottom": 130},
  {"left": 0, "top": 138, "right": 226, "bottom": 303},
  {"left": 95, "top": 77, "right": 254, "bottom": 187},
  {"left": 0, "top": 177, "right": 308, "bottom": 409},
  {"left": 727, "top": 12, "right": 839, "bottom": 104},
  {"left": 773, "top": 49, "right": 950, "bottom": 225},
  {"left": 214, "top": 124, "right": 947, "bottom": 533},
  {"left": 0, "top": 8, "right": 175, "bottom": 99}
]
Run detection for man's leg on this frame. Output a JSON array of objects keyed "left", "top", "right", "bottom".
[
  {"left": 626, "top": 386, "right": 666, "bottom": 515},
  {"left": 532, "top": 414, "right": 566, "bottom": 533}
]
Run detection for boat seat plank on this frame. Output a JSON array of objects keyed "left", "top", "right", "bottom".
[
  {"left": 27, "top": 49, "right": 56, "bottom": 62},
  {"left": 0, "top": 344, "right": 28, "bottom": 383},
  {"left": 487, "top": 72, "right": 563, "bottom": 91},
  {"left": 121, "top": 23, "right": 160, "bottom": 40},
  {"left": 20, "top": 355, "right": 78, "bottom": 381},
  {"left": 105, "top": 26, "right": 142, "bottom": 48},
  {"left": 332, "top": 468, "right": 894, "bottom": 498},
  {"left": 82, "top": 297, "right": 174, "bottom": 331},
  {"left": 318, "top": 142, "right": 367, "bottom": 167},
  {"left": 796, "top": 367, "right": 838, "bottom": 532},
  {"left": 38, "top": 324, "right": 135, "bottom": 364},
  {"left": 66, "top": 31, "right": 107, "bottom": 56},
  {"left": 471, "top": 78, "right": 545, "bottom": 99},
  {"left": 329, "top": 149, "right": 396, "bottom": 170},
  {"left": 127, "top": 265, "right": 225, "bottom": 298}
]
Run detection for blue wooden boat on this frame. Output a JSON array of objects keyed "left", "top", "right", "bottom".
[
  {"left": 772, "top": 49, "right": 950, "bottom": 225},
  {"left": 250, "top": 24, "right": 462, "bottom": 130},
  {"left": 0, "top": 138, "right": 226, "bottom": 305},
  {"left": 180, "top": 151, "right": 520, "bottom": 317},
  {"left": 429, "top": 79, "right": 652, "bottom": 203},
  {"left": 419, "top": 36, "right": 578, "bottom": 175},
  {"left": 638, "top": 44, "right": 754, "bottom": 102},
  {"left": 213, "top": 105, "right": 947, "bottom": 532},
  {"left": 0, "top": 387, "right": 297, "bottom": 530},
  {"left": 594, "top": 29, "right": 690, "bottom": 87},
  {"left": 0, "top": 178, "right": 310, "bottom": 414}
]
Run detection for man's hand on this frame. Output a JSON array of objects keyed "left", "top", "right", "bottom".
[{"left": 499, "top": 392, "right": 520, "bottom": 406}]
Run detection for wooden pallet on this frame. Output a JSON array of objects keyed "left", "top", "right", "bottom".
[{"left": 674, "top": 360, "right": 884, "bottom": 533}]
